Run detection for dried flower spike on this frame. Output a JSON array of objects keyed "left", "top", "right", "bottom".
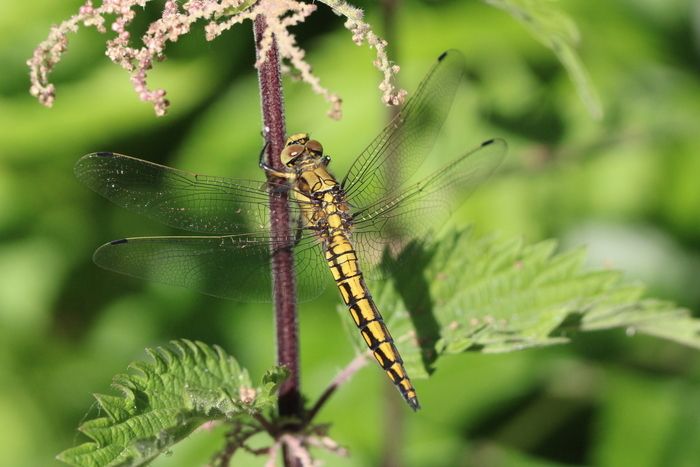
[{"left": 28, "top": 0, "right": 405, "bottom": 117}]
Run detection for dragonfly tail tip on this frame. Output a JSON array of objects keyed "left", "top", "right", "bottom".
[{"left": 407, "top": 396, "right": 421, "bottom": 411}]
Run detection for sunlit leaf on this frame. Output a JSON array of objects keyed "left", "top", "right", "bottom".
[
  {"left": 338, "top": 229, "right": 697, "bottom": 378},
  {"left": 57, "top": 340, "right": 284, "bottom": 467}
]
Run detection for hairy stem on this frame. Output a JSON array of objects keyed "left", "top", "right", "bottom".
[{"left": 253, "top": 15, "right": 302, "bottom": 421}]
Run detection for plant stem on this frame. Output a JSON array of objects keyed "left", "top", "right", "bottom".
[
  {"left": 253, "top": 15, "right": 302, "bottom": 421},
  {"left": 306, "top": 352, "right": 370, "bottom": 423}
]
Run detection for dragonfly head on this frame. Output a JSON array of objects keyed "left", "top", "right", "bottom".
[{"left": 281, "top": 133, "right": 325, "bottom": 167}]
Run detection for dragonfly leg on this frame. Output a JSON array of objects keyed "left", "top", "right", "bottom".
[
  {"left": 261, "top": 164, "right": 293, "bottom": 179},
  {"left": 257, "top": 141, "right": 270, "bottom": 167},
  {"left": 259, "top": 141, "right": 294, "bottom": 179}
]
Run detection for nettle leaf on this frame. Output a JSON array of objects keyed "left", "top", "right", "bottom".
[
  {"left": 339, "top": 230, "right": 698, "bottom": 378},
  {"left": 484, "top": 0, "right": 603, "bottom": 119},
  {"left": 57, "top": 340, "right": 283, "bottom": 467}
]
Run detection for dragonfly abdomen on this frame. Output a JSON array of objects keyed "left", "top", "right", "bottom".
[{"left": 324, "top": 232, "right": 420, "bottom": 411}]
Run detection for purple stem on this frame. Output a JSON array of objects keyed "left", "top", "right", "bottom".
[{"left": 253, "top": 15, "right": 302, "bottom": 420}]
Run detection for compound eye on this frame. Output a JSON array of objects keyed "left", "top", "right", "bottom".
[
  {"left": 281, "top": 144, "right": 305, "bottom": 166},
  {"left": 306, "top": 140, "right": 323, "bottom": 156}
]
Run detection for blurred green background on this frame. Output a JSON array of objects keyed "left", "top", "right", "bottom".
[{"left": 2, "top": 0, "right": 700, "bottom": 465}]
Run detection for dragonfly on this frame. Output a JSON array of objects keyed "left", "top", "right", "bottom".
[{"left": 75, "top": 50, "right": 507, "bottom": 411}]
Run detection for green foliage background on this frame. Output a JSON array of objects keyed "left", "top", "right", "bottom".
[{"left": 1, "top": 0, "right": 700, "bottom": 465}]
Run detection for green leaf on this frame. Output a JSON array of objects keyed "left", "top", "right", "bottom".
[
  {"left": 483, "top": 0, "right": 603, "bottom": 119},
  {"left": 57, "top": 340, "right": 283, "bottom": 467},
  {"left": 340, "top": 229, "right": 698, "bottom": 378},
  {"left": 219, "top": 0, "right": 258, "bottom": 17}
]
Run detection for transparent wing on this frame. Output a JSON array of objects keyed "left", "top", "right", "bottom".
[
  {"left": 75, "top": 151, "right": 302, "bottom": 234},
  {"left": 350, "top": 139, "right": 507, "bottom": 273},
  {"left": 93, "top": 233, "right": 329, "bottom": 302},
  {"left": 77, "top": 152, "right": 329, "bottom": 301},
  {"left": 341, "top": 50, "right": 465, "bottom": 209}
]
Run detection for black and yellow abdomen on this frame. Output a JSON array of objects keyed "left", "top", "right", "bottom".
[
  {"left": 286, "top": 134, "right": 420, "bottom": 411},
  {"left": 324, "top": 230, "right": 420, "bottom": 411}
]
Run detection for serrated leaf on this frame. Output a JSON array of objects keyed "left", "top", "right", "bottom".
[
  {"left": 338, "top": 229, "right": 698, "bottom": 378},
  {"left": 56, "top": 443, "right": 126, "bottom": 467},
  {"left": 484, "top": 0, "right": 603, "bottom": 119},
  {"left": 92, "top": 394, "right": 134, "bottom": 421},
  {"left": 58, "top": 339, "right": 283, "bottom": 467}
]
